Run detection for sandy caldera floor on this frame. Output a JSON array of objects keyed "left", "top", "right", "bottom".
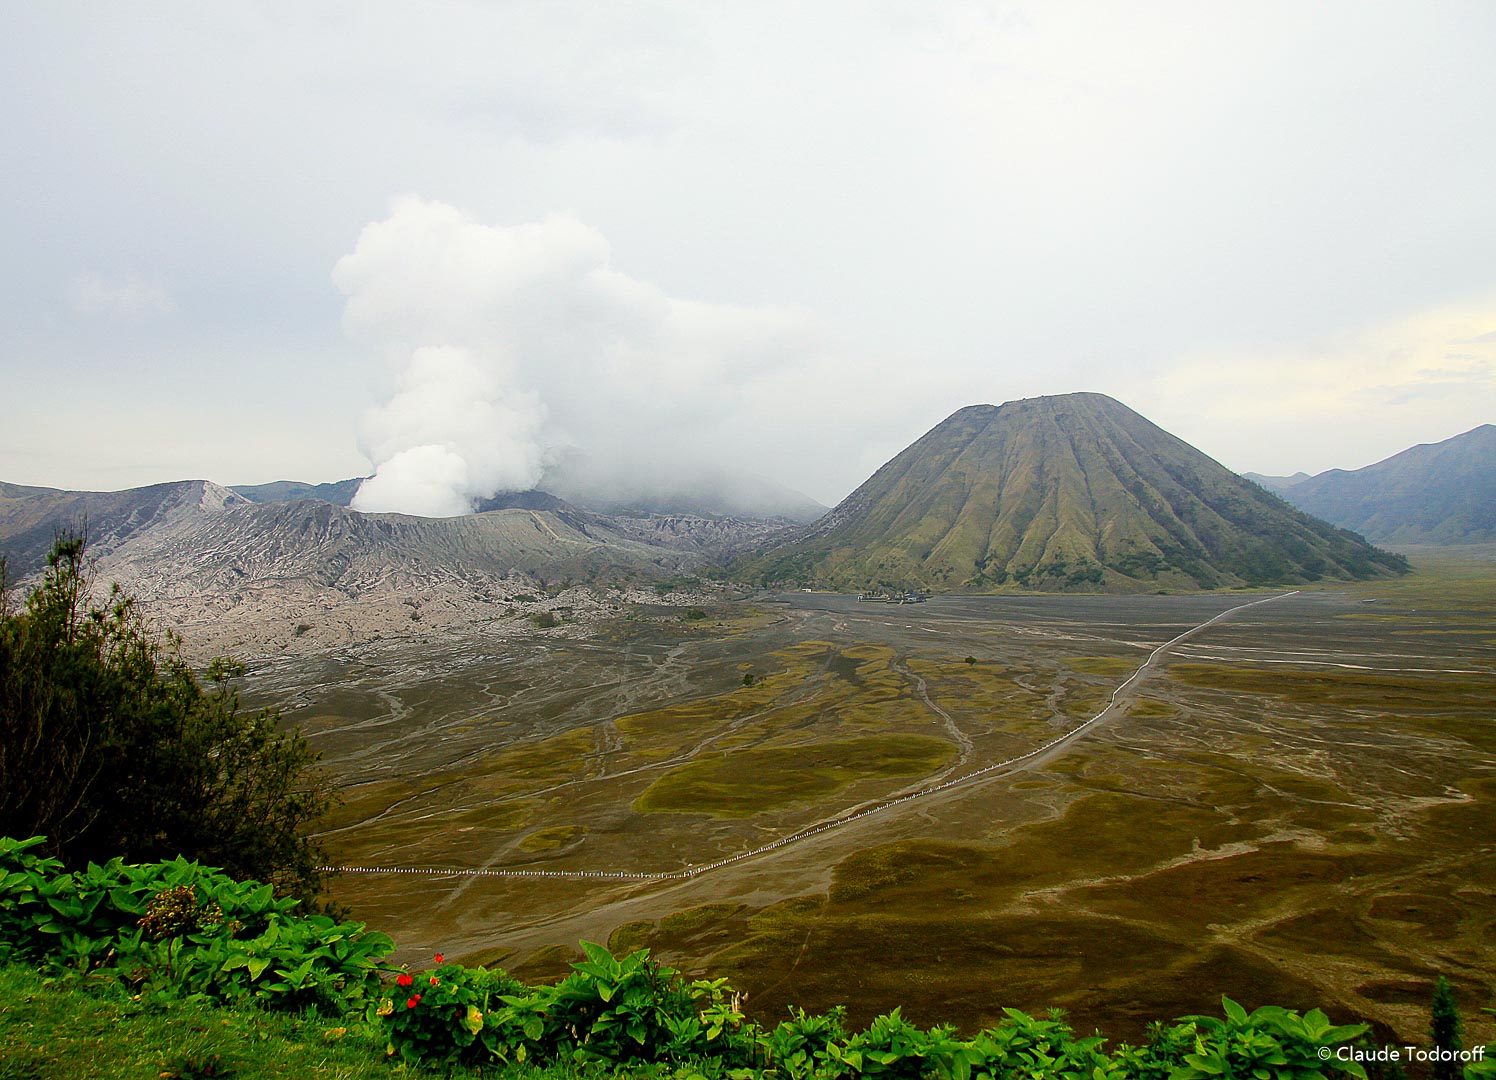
[{"left": 236, "top": 561, "right": 1496, "bottom": 1047}]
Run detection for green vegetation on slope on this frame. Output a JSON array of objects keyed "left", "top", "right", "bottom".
[{"left": 739, "top": 393, "right": 1407, "bottom": 592}]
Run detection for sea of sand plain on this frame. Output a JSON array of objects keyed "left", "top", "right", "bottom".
[{"left": 238, "top": 548, "right": 1496, "bottom": 1046}]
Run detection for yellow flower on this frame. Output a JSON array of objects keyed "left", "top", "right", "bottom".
[
  {"left": 463, "top": 1005, "right": 484, "bottom": 1035},
  {"left": 375, "top": 998, "right": 394, "bottom": 1017}
]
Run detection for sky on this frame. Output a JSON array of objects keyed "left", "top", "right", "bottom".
[{"left": 2, "top": 2, "right": 1493, "bottom": 511}]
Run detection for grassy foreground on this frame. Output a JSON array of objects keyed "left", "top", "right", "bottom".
[{"left": 0, "top": 960, "right": 400, "bottom": 1079}]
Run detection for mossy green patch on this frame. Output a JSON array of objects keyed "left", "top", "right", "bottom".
[
  {"left": 0, "top": 963, "right": 391, "bottom": 1080},
  {"left": 1065, "top": 655, "right": 1138, "bottom": 677},
  {"left": 634, "top": 735, "right": 956, "bottom": 816},
  {"left": 906, "top": 657, "right": 1050, "bottom": 733},
  {"left": 518, "top": 824, "right": 584, "bottom": 852},
  {"left": 1167, "top": 663, "right": 1496, "bottom": 712},
  {"left": 607, "top": 919, "right": 656, "bottom": 954},
  {"left": 471, "top": 726, "right": 599, "bottom": 789},
  {"left": 660, "top": 902, "right": 747, "bottom": 936},
  {"left": 1128, "top": 695, "right": 1178, "bottom": 718}
]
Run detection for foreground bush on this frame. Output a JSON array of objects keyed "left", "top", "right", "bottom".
[
  {"left": 0, "top": 535, "right": 334, "bottom": 899},
  {"left": 378, "top": 942, "right": 1373, "bottom": 1079},
  {"left": 3, "top": 837, "right": 1467, "bottom": 1079},
  {"left": 0, "top": 835, "right": 392, "bottom": 1014}
]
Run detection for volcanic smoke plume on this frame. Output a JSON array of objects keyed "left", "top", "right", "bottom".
[{"left": 333, "top": 196, "right": 827, "bottom": 517}]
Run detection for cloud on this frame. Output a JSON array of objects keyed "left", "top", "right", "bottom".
[
  {"left": 351, "top": 345, "right": 547, "bottom": 516},
  {"left": 334, "top": 196, "right": 878, "bottom": 515},
  {"left": 67, "top": 273, "right": 175, "bottom": 317},
  {"left": 1145, "top": 300, "right": 1496, "bottom": 473}
]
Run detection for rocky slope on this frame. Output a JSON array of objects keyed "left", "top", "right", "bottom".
[{"left": 0, "top": 481, "right": 786, "bottom": 659}]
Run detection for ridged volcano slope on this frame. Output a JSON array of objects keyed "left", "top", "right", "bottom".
[{"left": 742, "top": 393, "right": 1407, "bottom": 592}]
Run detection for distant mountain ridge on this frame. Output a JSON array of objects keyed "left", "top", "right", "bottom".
[
  {"left": 0, "top": 479, "right": 791, "bottom": 585},
  {"left": 739, "top": 393, "right": 1406, "bottom": 591},
  {"left": 230, "top": 478, "right": 363, "bottom": 506},
  {"left": 1241, "top": 471, "right": 1311, "bottom": 496},
  {"left": 0, "top": 479, "right": 250, "bottom": 578},
  {"left": 0, "top": 474, "right": 795, "bottom": 658},
  {"left": 4, "top": 396, "right": 1418, "bottom": 608},
  {"left": 1252, "top": 425, "right": 1496, "bottom": 545},
  {"left": 226, "top": 468, "right": 826, "bottom": 524}
]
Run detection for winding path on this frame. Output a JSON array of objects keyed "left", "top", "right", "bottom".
[{"left": 322, "top": 590, "right": 1298, "bottom": 884}]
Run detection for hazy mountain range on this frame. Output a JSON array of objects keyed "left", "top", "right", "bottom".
[
  {"left": 230, "top": 466, "right": 828, "bottom": 526},
  {"left": 4, "top": 393, "right": 1455, "bottom": 625},
  {"left": 1246, "top": 423, "right": 1495, "bottom": 544}
]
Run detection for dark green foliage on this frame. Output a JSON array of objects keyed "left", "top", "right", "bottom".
[
  {"left": 373, "top": 940, "right": 1371, "bottom": 1079},
  {"left": 378, "top": 958, "right": 523, "bottom": 1067},
  {"left": 1116, "top": 996, "right": 1369, "bottom": 1079},
  {"left": 1429, "top": 976, "right": 1463, "bottom": 1080},
  {"left": 762, "top": 1005, "right": 847, "bottom": 1079},
  {"left": 382, "top": 941, "right": 753, "bottom": 1070},
  {"left": 0, "top": 536, "right": 333, "bottom": 899},
  {"left": 0, "top": 837, "right": 393, "bottom": 1013},
  {"left": 1, "top": 873, "right": 1378, "bottom": 1080}
]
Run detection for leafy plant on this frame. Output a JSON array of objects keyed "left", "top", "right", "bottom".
[
  {"left": 1135, "top": 997, "right": 1368, "bottom": 1080},
  {"left": 760, "top": 1004, "right": 846, "bottom": 1080},
  {"left": 379, "top": 954, "right": 522, "bottom": 1067},
  {"left": 962, "top": 1008, "right": 1112, "bottom": 1080},
  {"left": 0, "top": 839, "right": 394, "bottom": 1013},
  {"left": 0, "top": 535, "right": 335, "bottom": 899},
  {"left": 1430, "top": 976, "right": 1463, "bottom": 1080}
]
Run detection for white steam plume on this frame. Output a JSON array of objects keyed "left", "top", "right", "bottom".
[
  {"left": 351, "top": 345, "right": 546, "bottom": 516},
  {"left": 339, "top": 194, "right": 945, "bottom": 514},
  {"left": 334, "top": 196, "right": 848, "bottom": 516}
]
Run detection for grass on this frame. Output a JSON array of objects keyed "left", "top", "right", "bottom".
[
  {"left": 0, "top": 963, "right": 399, "bottom": 1080},
  {"left": 632, "top": 735, "right": 957, "bottom": 816},
  {"left": 517, "top": 826, "right": 583, "bottom": 853},
  {"left": 283, "top": 579, "right": 1496, "bottom": 1049},
  {"left": 1167, "top": 663, "right": 1496, "bottom": 712}
]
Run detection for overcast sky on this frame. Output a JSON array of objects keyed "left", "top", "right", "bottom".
[{"left": 3, "top": 2, "right": 1493, "bottom": 509}]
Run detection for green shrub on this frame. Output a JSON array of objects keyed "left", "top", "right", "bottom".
[
  {"left": 381, "top": 941, "right": 753, "bottom": 1070},
  {"left": 961, "top": 1008, "right": 1111, "bottom": 1080},
  {"left": 4, "top": 842, "right": 1385, "bottom": 1079},
  {"left": 378, "top": 956, "right": 523, "bottom": 1067},
  {"left": 1118, "top": 997, "right": 1368, "bottom": 1079},
  {"left": 0, "top": 536, "right": 334, "bottom": 900},
  {"left": 0, "top": 837, "right": 393, "bottom": 1014},
  {"left": 760, "top": 1005, "right": 846, "bottom": 1080}
]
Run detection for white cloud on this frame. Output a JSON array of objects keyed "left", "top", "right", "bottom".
[
  {"left": 7, "top": 5, "right": 1495, "bottom": 497},
  {"left": 334, "top": 197, "right": 892, "bottom": 514},
  {"left": 1146, "top": 301, "right": 1496, "bottom": 474},
  {"left": 352, "top": 345, "right": 547, "bottom": 515},
  {"left": 67, "top": 273, "right": 175, "bottom": 318}
]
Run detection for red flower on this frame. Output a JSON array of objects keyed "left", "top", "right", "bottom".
[
  {"left": 434, "top": 953, "right": 445, "bottom": 964},
  {"left": 429, "top": 975, "right": 440, "bottom": 986},
  {"left": 406, "top": 994, "right": 421, "bottom": 1009},
  {"left": 396, "top": 973, "right": 414, "bottom": 987}
]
